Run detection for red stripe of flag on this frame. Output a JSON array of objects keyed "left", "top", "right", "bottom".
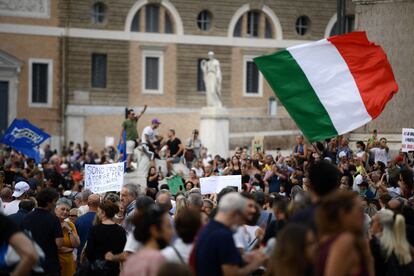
[{"left": 328, "top": 32, "right": 398, "bottom": 119}]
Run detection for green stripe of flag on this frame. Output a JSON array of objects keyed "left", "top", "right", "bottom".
[{"left": 254, "top": 50, "right": 338, "bottom": 142}]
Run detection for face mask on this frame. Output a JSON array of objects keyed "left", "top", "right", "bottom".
[{"left": 156, "top": 238, "right": 169, "bottom": 250}]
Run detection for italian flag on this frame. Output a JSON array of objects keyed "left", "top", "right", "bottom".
[{"left": 254, "top": 32, "right": 398, "bottom": 142}]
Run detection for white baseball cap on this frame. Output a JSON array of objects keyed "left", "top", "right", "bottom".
[
  {"left": 12, "top": 181, "right": 30, "bottom": 198},
  {"left": 338, "top": 151, "right": 347, "bottom": 159}
]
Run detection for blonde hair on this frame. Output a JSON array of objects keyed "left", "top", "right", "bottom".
[
  {"left": 174, "top": 195, "right": 188, "bottom": 218},
  {"left": 377, "top": 209, "right": 412, "bottom": 265}
]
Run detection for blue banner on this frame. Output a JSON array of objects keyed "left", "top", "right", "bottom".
[
  {"left": 0, "top": 119, "right": 50, "bottom": 163},
  {"left": 118, "top": 130, "right": 127, "bottom": 163}
]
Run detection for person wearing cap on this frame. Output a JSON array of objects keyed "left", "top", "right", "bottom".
[
  {"left": 4, "top": 181, "right": 30, "bottom": 216},
  {"left": 141, "top": 118, "right": 163, "bottom": 167},
  {"left": 121, "top": 105, "right": 147, "bottom": 172},
  {"left": 358, "top": 180, "right": 375, "bottom": 199}
]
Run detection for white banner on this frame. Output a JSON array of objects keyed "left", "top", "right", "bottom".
[
  {"left": 84, "top": 162, "right": 124, "bottom": 193},
  {"left": 200, "top": 175, "right": 241, "bottom": 195},
  {"left": 402, "top": 128, "right": 414, "bottom": 152}
]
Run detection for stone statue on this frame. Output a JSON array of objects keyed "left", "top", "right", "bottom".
[{"left": 200, "top": 51, "right": 223, "bottom": 107}]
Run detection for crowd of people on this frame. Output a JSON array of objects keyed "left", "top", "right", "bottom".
[{"left": 1, "top": 123, "right": 414, "bottom": 275}]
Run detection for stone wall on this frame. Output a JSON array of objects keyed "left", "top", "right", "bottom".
[{"left": 66, "top": 38, "right": 129, "bottom": 106}]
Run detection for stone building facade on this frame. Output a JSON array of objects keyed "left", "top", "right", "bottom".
[{"left": 1, "top": 0, "right": 360, "bottom": 151}]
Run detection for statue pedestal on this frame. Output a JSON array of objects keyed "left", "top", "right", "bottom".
[{"left": 200, "top": 107, "right": 229, "bottom": 158}]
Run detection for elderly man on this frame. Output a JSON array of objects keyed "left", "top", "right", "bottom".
[
  {"left": 194, "top": 192, "right": 266, "bottom": 276},
  {"left": 120, "top": 183, "right": 140, "bottom": 232}
]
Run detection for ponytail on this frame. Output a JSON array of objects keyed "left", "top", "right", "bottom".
[{"left": 393, "top": 214, "right": 412, "bottom": 265}]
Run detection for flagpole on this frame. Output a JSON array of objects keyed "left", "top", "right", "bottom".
[{"left": 337, "top": 0, "right": 346, "bottom": 35}]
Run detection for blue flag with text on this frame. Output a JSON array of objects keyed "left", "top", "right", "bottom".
[{"left": 0, "top": 119, "right": 50, "bottom": 163}]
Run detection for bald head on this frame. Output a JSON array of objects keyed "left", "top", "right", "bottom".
[
  {"left": 88, "top": 194, "right": 100, "bottom": 211},
  {"left": 388, "top": 198, "right": 405, "bottom": 212}
]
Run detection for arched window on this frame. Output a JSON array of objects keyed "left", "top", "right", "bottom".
[
  {"left": 295, "top": 16, "right": 310, "bottom": 36},
  {"left": 91, "top": 2, "right": 106, "bottom": 24},
  {"left": 197, "top": 10, "right": 212, "bottom": 31},
  {"left": 233, "top": 10, "right": 274, "bottom": 39},
  {"left": 130, "top": 4, "right": 175, "bottom": 34}
]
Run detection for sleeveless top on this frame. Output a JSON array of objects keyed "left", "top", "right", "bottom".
[
  {"left": 316, "top": 235, "right": 369, "bottom": 276},
  {"left": 294, "top": 144, "right": 304, "bottom": 155}
]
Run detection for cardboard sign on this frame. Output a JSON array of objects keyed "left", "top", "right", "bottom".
[
  {"left": 252, "top": 136, "right": 264, "bottom": 156},
  {"left": 200, "top": 175, "right": 242, "bottom": 195},
  {"left": 402, "top": 128, "right": 414, "bottom": 152},
  {"left": 84, "top": 162, "right": 124, "bottom": 193}
]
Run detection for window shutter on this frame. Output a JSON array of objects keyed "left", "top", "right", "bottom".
[
  {"left": 146, "top": 5, "right": 159, "bottom": 33},
  {"left": 145, "top": 57, "right": 159, "bottom": 90},
  {"left": 91, "top": 54, "right": 107, "bottom": 88},
  {"left": 32, "top": 63, "right": 48, "bottom": 103},
  {"left": 246, "top": 61, "right": 259, "bottom": 93}
]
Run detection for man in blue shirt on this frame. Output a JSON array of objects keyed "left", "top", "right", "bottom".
[
  {"left": 194, "top": 192, "right": 266, "bottom": 276},
  {"left": 75, "top": 194, "right": 100, "bottom": 262}
]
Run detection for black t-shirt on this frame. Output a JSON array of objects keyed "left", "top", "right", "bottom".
[
  {"left": 195, "top": 220, "right": 243, "bottom": 276},
  {"left": 21, "top": 208, "right": 63, "bottom": 273},
  {"left": 167, "top": 138, "right": 183, "bottom": 157},
  {"left": 0, "top": 214, "right": 18, "bottom": 244},
  {"left": 86, "top": 224, "right": 126, "bottom": 275}
]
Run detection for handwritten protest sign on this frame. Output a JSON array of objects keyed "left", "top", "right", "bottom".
[
  {"left": 167, "top": 175, "right": 184, "bottom": 195},
  {"left": 85, "top": 162, "right": 124, "bottom": 193},
  {"left": 200, "top": 175, "right": 241, "bottom": 195},
  {"left": 402, "top": 128, "right": 414, "bottom": 152}
]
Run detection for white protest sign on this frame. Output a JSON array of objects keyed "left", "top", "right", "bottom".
[
  {"left": 200, "top": 175, "right": 242, "bottom": 195},
  {"left": 402, "top": 128, "right": 414, "bottom": 152},
  {"left": 84, "top": 162, "right": 124, "bottom": 193}
]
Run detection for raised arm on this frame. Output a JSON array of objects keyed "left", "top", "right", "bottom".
[
  {"left": 9, "top": 232, "right": 38, "bottom": 276},
  {"left": 137, "top": 105, "right": 148, "bottom": 120}
]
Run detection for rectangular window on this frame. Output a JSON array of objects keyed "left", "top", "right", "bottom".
[
  {"left": 243, "top": 56, "right": 262, "bottom": 97},
  {"left": 32, "top": 63, "right": 48, "bottom": 103},
  {"left": 29, "top": 59, "right": 53, "bottom": 107},
  {"left": 142, "top": 50, "right": 163, "bottom": 94},
  {"left": 197, "top": 59, "right": 206, "bottom": 92},
  {"left": 247, "top": 11, "right": 259, "bottom": 37},
  {"left": 145, "top": 57, "right": 159, "bottom": 90},
  {"left": 91, "top": 53, "right": 107, "bottom": 88},
  {"left": 145, "top": 5, "right": 159, "bottom": 33}
]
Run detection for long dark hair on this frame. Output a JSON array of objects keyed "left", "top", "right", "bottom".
[{"left": 266, "top": 224, "right": 312, "bottom": 276}]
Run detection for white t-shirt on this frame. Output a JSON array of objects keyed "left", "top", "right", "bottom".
[
  {"left": 124, "top": 231, "right": 142, "bottom": 253},
  {"left": 233, "top": 225, "right": 260, "bottom": 252},
  {"left": 192, "top": 167, "right": 204, "bottom": 178},
  {"left": 141, "top": 126, "right": 157, "bottom": 144},
  {"left": 387, "top": 187, "right": 401, "bottom": 196},
  {"left": 370, "top": 147, "right": 389, "bottom": 164},
  {"left": 3, "top": 200, "right": 20, "bottom": 215},
  {"left": 162, "top": 238, "right": 193, "bottom": 264}
]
